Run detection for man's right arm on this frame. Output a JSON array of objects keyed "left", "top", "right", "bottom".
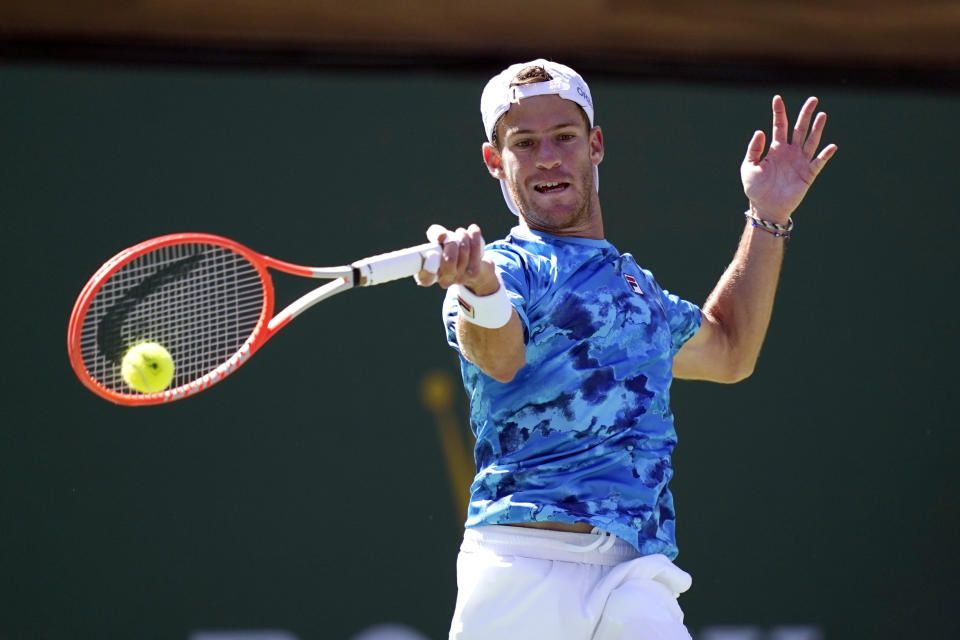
[
  {"left": 416, "top": 224, "right": 525, "bottom": 383},
  {"left": 456, "top": 303, "right": 525, "bottom": 383}
]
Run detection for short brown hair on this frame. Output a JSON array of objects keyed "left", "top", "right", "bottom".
[
  {"left": 490, "top": 65, "right": 591, "bottom": 149},
  {"left": 511, "top": 65, "right": 553, "bottom": 87}
]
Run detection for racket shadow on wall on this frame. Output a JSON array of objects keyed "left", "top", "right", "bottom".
[{"left": 68, "top": 233, "right": 441, "bottom": 406}]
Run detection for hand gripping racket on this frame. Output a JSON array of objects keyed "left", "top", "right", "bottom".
[{"left": 68, "top": 233, "right": 441, "bottom": 406}]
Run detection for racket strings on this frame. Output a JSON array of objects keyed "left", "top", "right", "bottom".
[{"left": 79, "top": 243, "right": 266, "bottom": 394}]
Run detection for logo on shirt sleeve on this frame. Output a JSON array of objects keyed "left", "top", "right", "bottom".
[{"left": 623, "top": 274, "right": 644, "bottom": 295}]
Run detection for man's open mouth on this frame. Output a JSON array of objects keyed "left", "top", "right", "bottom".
[{"left": 534, "top": 181, "right": 569, "bottom": 194}]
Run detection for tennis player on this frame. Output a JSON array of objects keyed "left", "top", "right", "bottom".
[{"left": 416, "top": 59, "right": 836, "bottom": 639}]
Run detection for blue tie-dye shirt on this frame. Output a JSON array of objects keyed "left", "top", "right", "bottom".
[{"left": 444, "top": 226, "right": 702, "bottom": 558}]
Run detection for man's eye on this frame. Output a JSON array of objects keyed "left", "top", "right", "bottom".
[
  {"left": 558, "top": 133, "right": 576, "bottom": 141},
  {"left": 514, "top": 140, "right": 533, "bottom": 148}
]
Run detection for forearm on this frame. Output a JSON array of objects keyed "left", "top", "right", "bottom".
[
  {"left": 416, "top": 222, "right": 526, "bottom": 381},
  {"left": 456, "top": 311, "right": 526, "bottom": 383},
  {"left": 701, "top": 218, "right": 787, "bottom": 378}
]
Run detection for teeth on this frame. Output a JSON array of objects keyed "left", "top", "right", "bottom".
[{"left": 542, "top": 182, "right": 561, "bottom": 188}]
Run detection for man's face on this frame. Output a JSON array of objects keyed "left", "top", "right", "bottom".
[{"left": 489, "top": 94, "right": 603, "bottom": 235}]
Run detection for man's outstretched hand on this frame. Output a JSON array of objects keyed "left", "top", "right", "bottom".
[{"left": 741, "top": 95, "right": 838, "bottom": 223}]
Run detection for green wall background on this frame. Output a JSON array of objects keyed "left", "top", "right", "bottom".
[{"left": 1, "top": 61, "right": 957, "bottom": 639}]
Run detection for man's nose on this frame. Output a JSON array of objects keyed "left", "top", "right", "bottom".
[{"left": 535, "top": 140, "right": 561, "bottom": 170}]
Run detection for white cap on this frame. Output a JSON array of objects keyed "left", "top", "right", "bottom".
[{"left": 480, "top": 59, "right": 598, "bottom": 216}]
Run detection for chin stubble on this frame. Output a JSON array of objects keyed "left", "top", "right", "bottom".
[{"left": 508, "top": 166, "right": 595, "bottom": 230}]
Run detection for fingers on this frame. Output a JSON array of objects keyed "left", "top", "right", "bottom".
[
  {"left": 465, "top": 224, "right": 485, "bottom": 278},
  {"left": 792, "top": 96, "right": 818, "bottom": 146},
  {"left": 416, "top": 224, "right": 449, "bottom": 286},
  {"left": 416, "top": 223, "right": 486, "bottom": 289},
  {"left": 440, "top": 228, "right": 468, "bottom": 287},
  {"left": 794, "top": 98, "right": 836, "bottom": 169},
  {"left": 439, "top": 224, "right": 485, "bottom": 288},
  {"left": 426, "top": 223, "right": 450, "bottom": 245},
  {"left": 812, "top": 143, "right": 839, "bottom": 176},
  {"left": 771, "top": 95, "right": 789, "bottom": 144},
  {"left": 759, "top": 94, "right": 836, "bottom": 168},
  {"left": 802, "top": 111, "right": 828, "bottom": 159},
  {"left": 743, "top": 129, "right": 766, "bottom": 165},
  {"left": 414, "top": 249, "right": 441, "bottom": 286}
]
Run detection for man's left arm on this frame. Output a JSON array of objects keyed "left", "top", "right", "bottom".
[{"left": 673, "top": 95, "right": 837, "bottom": 383}]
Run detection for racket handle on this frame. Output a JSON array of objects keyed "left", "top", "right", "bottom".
[{"left": 353, "top": 242, "right": 442, "bottom": 286}]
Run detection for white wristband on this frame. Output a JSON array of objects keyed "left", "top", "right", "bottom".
[{"left": 452, "top": 274, "right": 513, "bottom": 329}]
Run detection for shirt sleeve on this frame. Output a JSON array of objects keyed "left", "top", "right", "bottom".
[
  {"left": 661, "top": 288, "right": 703, "bottom": 353},
  {"left": 639, "top": 267, "right": 702, "bottom": 353}
]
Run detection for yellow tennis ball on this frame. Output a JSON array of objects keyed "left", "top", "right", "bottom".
[{"left": 121, "top": 342, "right": 175, "bottom": 393}]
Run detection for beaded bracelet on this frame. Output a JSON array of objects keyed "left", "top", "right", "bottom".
[{"left": 744, "top": 211, "right": 793, "bottom": 240}]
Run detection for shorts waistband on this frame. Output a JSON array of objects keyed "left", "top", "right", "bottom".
[{"left": 461, "top": 525, "right": 642, "bottom": 566}]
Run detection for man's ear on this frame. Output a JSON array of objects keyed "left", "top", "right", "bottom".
[
  {"left": 482, "top": 143, "right": 504, "bottom": 179},
  {"left": 590, "top": 126, "right": 605, "bottom": 167}
]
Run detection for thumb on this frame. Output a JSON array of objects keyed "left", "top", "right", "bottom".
[
  {"left": 426, "top": 224, "right": 451, "bottom": 244},
  {"left": 743, "top": 130, "right": 766, "bottom": 165}
]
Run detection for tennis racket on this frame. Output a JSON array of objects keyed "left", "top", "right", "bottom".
[{"left": 68, "top": 233, "right": 441, "bottom": 406}]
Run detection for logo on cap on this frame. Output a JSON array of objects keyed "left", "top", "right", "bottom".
[{"left": 576, "top": 86, "right": 593, "bottom": 108}]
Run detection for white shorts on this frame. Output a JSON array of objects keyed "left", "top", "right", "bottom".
[{"left": 448, "top": 525, "right": 693, "bottom": 640}]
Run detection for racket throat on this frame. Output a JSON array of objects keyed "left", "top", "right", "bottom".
[{"left": 268, "top": 276, "right": 354, "bottom": 332}]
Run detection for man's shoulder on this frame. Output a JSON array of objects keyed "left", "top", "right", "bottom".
[
  {"left": 486, "top": 230, "right": 555, "bottom": 269},
  {"left": 491, "top": 227, "right": 613, "bottom": 259}
]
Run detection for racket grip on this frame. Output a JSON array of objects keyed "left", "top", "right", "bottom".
[{"left": 353, "top": 242, "right": 442, "bottom": 286}]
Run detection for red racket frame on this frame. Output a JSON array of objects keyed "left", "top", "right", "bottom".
[{"left": 68, "top": 233, "right": 340, "bottom": 406}]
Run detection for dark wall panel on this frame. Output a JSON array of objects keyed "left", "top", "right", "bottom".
[{"left": 1, "top": 61, "right": 957, "bottom": 639}]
